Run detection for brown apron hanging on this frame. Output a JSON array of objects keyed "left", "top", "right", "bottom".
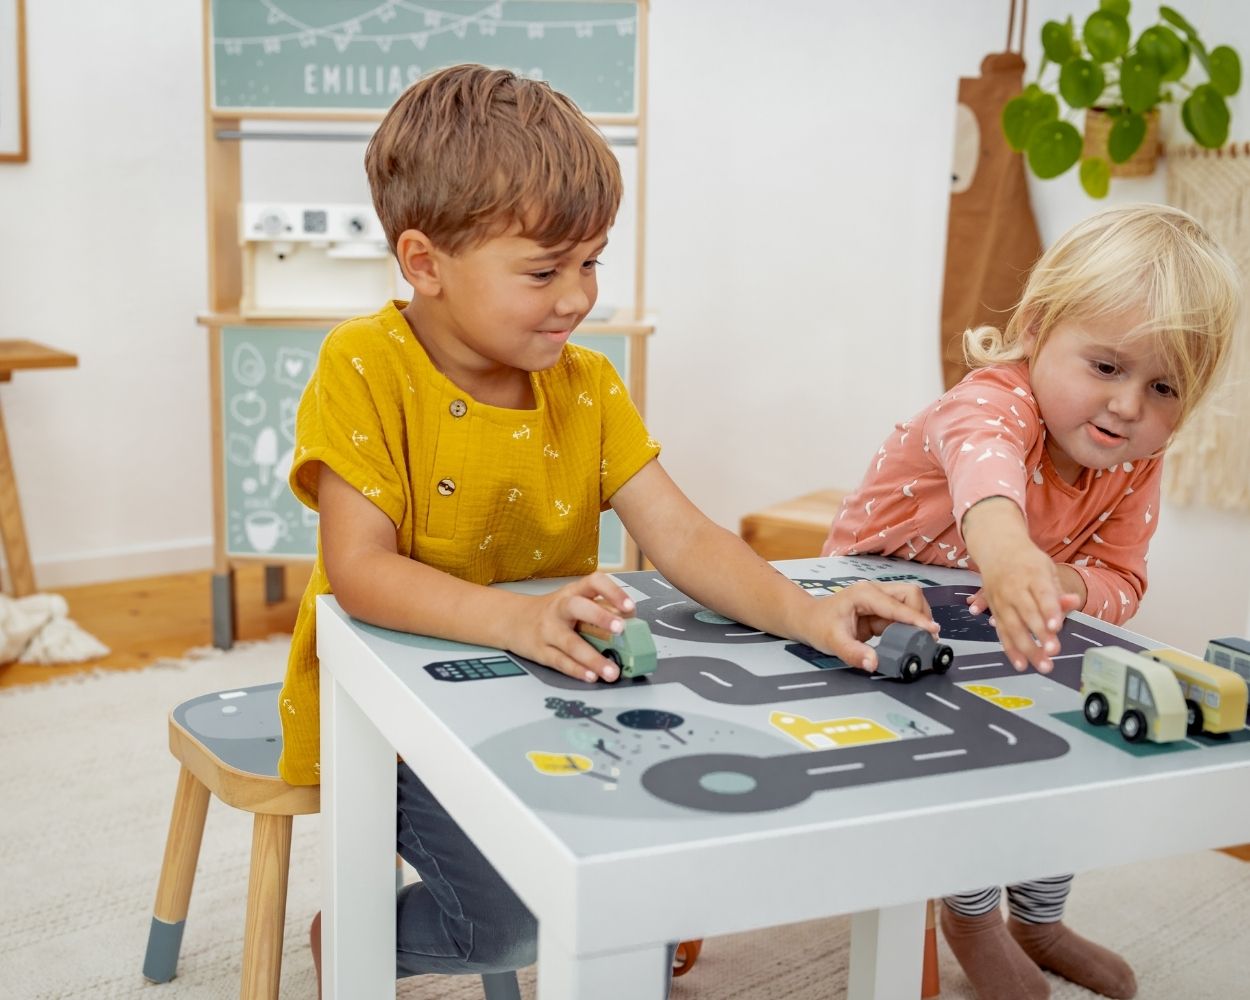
[{"left": 939, "top": 0, "right": 1042, "bottom": 390}]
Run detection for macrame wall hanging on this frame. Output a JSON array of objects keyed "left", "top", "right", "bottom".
[
  {"left": 938, "top": 0, "right": 1042, "bottom": 390},
  {"left": 1164, "top": 143, "right": 1250, "bottom": 513}
]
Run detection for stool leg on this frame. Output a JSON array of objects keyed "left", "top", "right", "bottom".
[
  {"left": 0, "top": 400, "right": 37, "bottom": 597},
  {"left": 263, "top": 565, "right": 286, "bottom": 605},
  {"left": 143, "top": 766, "right": 211, "bottom": 982},
  {"left": 921, "top": 898, "right": 941, "bottom": 998},
  {"left": 241, "top": 812, "right": 294, "bottom": 1000},
  {"left": 481, "top": 971, "right": 522, "bottom": 1000},
  {"left": 212, "top": 569, "right": 238, "bottom": 650}
]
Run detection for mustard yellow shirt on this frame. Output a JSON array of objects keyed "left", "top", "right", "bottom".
[{"left": 277, "top": 301, "right": 661, "bottom": 785}]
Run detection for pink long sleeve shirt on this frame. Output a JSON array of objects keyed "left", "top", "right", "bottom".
[{"left": 821, "top": 362, "right": 1161, "bottom": 624}]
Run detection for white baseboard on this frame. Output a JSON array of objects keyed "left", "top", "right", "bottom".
[{"left": 2, "top": 538, "right": 215, "bottom": 591}]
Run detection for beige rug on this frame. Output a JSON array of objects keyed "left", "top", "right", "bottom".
[{"left": 2, "top": 638, "right": 1248, "bottom": 999}]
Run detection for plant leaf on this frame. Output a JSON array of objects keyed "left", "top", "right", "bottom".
[
  {"left": 1136, "top": 25, "right": 1187, "bottom": 80},
  {"left": 1083, "top": 10, "right": 1130, "bottom": 62},
  {"left": 1041, "top": 20, "right": 1079, "bottom": 64},
  {"left": 1080, "top": 157, "right": 1111, "bottom": 198},
  {"left": 1208, "top": 46, "right": 1242, "bottom": 97},
  {"left": 1107, "top": 111, "right": 1147, "bottom": 162},
  {"left": 1060, "top": 59, "right": 1106, "bottom": 108},
  {"left": 1099, "top": 0, "right": 1130, "bottom": 17},
  {"left": 1027, "top": 120, "right": 1083, "bottom": 178},
  {"left": 1159, "top": 6, "right": 1197, "bottom": 39},
  {"left": 1183, "top": 84, "right": 1230, "bottom": 147},
  {"left": 1120, "top": 52, "right": 1161, "bottom": 113},
  {"left": 1001, "top": 92, "right": 1059, "bottom": 151}
]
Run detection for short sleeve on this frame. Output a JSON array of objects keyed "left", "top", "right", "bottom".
[
  {"left": 288, "top": 324, "right": 407, "bottom": 527},
  {"left": 596, "top": 357, "right": 660, "bottom": 505}
]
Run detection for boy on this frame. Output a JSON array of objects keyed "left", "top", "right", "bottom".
[{"left": 280, "top": 63, "right": 937, "bottom": 986}]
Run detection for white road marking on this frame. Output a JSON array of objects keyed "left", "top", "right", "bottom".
[
  {"left": 777, "top": 681, "right": 830, "bottom": 691},
  {"left": 914, "top": 748, "right": 967, "bottom": 761},
  {"left": 657, "top": 601, "right": 684, "bottom": 611},
  {"left": 926, "top": 693, "right": 960, "bottom": 710},
  {"left": 698, "top": 671, "right": 733, "bottom": 687},
  {"left": 807, "top": 762, "right": 866, "bottom": 776},
  {"left": 656, "top": 621, "right": 686, "bottom": 632},
  {"left": 1070, "top": 631, "right": 1103, "bottom": 645},
  {"left": 956, "top": 661, "right": 1003, "bottom": 672},
  {"left": 989, "top": 724, "right": 1017, "bottom": 745},
  {"left": 727, "top": 631, "right": 766, "bottom": 637},
  {"left": 651, "top": 577, "right": 673, "bottom": 590}
]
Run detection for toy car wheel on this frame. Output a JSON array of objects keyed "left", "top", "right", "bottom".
[
  {"left": 933, "top": 645, "right": 954, "bottom": 674},
  {"left": 1185, "top": 700, "right": 1204, "bottom": 736},
  {"left": 604, "top": 649, "right": 622, "bottom": 666},
  {"left": 1083, "top": 693, "right": 1108, "bottom": 726},
  {"left": 900, "top": 655, "right": 922, "bottom": 682},
  {"left": 1119, "top": 709, "right": 1146, "bottom": 743}
]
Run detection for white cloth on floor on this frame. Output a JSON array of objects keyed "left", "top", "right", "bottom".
[{"left": 0, "top": 593, "right": 109, "bottom": 665}]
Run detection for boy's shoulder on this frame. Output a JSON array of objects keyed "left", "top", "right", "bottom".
[{"left": 322, "top": 301, "right": 409, "bottom": 354}]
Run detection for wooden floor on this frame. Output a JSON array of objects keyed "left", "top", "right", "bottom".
[
  {"left": 0, "top": 563, "right": 311, "bottom": 689},
  {"left": 3, "top": 563, "right": 1249, "bottom": 863}
]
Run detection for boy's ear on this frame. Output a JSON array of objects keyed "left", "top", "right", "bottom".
[{"left": 395, "top": 229, "right": 441, "bottom": 296}]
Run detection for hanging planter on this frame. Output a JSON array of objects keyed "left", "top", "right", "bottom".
[{"left": 1082, "top": 107, "right": 1160, "bottom": 176}]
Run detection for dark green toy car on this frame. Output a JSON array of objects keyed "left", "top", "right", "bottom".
[{"left": 577, "top": 617, "right": 658, "bottom": 679}]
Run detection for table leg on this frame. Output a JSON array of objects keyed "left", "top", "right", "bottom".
[
  {"left": 537, "top": 931, "right": 670, "bottom": 1000},
  {"left": 321, "top": 670, "right": 397, "bottom": 1000},
  {"left": 0, "top": 399, "right": 37, "bottom": 596},
  {"left": 211, "top": 570, "right": 236, "bottom": 650},
  {"left": 847, "top": 901, "right": 927, "bottom": 1000}
]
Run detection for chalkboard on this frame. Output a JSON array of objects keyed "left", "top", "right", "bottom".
[
  {"left": 210, "top": 0, "right": 638, "bottom": 115},
  {"left": 221, "top": 325, "right": 631, "bottom": 566}
]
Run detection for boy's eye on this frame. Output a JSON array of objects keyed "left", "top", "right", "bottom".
[
  {"left": 582, "top": 258, "right": 603, "bottom": 270},
  {"left": 530, "top": 269, "right": 556, "bottom": 281}
]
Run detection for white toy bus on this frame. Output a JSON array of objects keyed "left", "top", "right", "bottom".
[{"left": 1080, "top": 647, "right": 1187, "bottom": 744}]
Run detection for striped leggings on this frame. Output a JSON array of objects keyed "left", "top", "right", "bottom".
[{"left": 944, "top": 874, "right": 1073, "bottom": 924}]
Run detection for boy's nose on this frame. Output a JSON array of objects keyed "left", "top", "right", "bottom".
[{"left": 556, "top": 284, "right": 592, "bottom": 317}]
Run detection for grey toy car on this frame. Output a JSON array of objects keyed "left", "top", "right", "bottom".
[{"left": 872, "top": 623, "right": 954, "bottom": 682}]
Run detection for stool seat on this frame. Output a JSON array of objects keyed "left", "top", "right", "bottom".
[{"left": 144, "top": 681, "right": 520, "bottom": 1000}]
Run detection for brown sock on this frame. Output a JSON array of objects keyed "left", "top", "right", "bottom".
[
  {"left": 940, "top": 904, "right": 1050, "bottom": 1000},
  {"left": 1008, "top": 917, "right": 1136, "bottom": 999},
  {"left": 310, "top": 910, "right": 322, "bottom": 1000}
]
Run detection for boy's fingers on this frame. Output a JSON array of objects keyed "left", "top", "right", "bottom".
[
  {"left": 876, "top": 582, "right": 931, "bottom": 617},
  {"left": 856, "top": 586, "right": 939, "bottom": 635}
]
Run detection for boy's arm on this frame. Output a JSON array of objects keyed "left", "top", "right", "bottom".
[
  {"left": 610, "top": 460, "right": 937, "bottom": 670},
  {"left": 318, "top": 465, "right": 631, "bottom": 682}
]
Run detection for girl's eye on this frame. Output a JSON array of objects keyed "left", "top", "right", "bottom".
[
  {"left": 1093, "top": 361, "right": 1118, "bottom": 376},
  {"left": 1153, "top": 382, "right": 1178, "bottom": 398}
]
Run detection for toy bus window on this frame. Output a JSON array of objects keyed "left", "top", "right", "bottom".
[
  {"left": 1207, "top": 690, "right": 1220, "bottom": 708},
  {"left": 1212, "top": 650, "right": 1231, "bottom": 667}
]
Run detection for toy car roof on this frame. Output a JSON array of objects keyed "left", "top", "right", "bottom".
[{"left": 1209, "top": 636, "right": 1250, "bottom": 656}]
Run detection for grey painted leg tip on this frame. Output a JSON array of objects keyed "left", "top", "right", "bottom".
[
  {"left": 480, "top": 971, "right": 522, "bottom": 1000},
  {"left": 142, "top": 917, "right": 185, "bottom": 983}
]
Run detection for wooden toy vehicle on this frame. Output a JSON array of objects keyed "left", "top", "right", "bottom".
[
  {"left": 873, "top": 623, "right": 954, "bottom": 682},
  {"left": 577, "top": 617, "right": 658, "bottom": 679},
  {"left": 1080, "top": 647, "right": 1186, "bottom": 744},
  {"left": 1204, "top": 636, "right": 1250, "bottom": 688},
  {"left": 1139, "top": 647, "right": 1249, "bottom": 736}
]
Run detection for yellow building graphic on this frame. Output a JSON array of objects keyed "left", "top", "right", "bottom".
[{"left": 769, "top": 711, "right": 898, "bottom": 750}]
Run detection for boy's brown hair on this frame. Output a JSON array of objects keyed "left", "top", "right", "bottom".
[{"left": 365, "top": 63, "right": 622, "bottom": 255}]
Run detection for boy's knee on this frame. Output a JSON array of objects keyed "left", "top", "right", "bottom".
[{"left": 471, "top": 904, "right": 538, "bottom": 971}]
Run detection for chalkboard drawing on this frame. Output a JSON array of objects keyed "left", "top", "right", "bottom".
[
  {"left": 961, "top": 684, "right": 1034, "bottom": 711},
  {"left": 229, "top": 389, "right": 267, "bottom": 427},
  {"left": 274, "top": 347, "right": 316, "bottom": 390},
  {"left": 231, "top": 341, "right": 266, "bottom": 387},
  {"left": 243, "top": 510, "right": 289, "bottom": 552},
  {"left": 227, "top": 432, "right": 255, "bottom": 467},
  {"left": 769, "top": 711, "right": 897, "bottom": 751},
  {"left": 279, "top": 397, "right": 298, "bottom": 442},
  {"left": 271, "top": 447, "right": 296, "bottom": 500},
  {"left": 253, "top": 426, "right": 279, "bottom": 486}
]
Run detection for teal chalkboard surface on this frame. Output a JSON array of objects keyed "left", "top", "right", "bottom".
[
  {"left": 221, "top": 326, "right": 630, "bottom": 566},
  {"left": 210, "top": 0, "right": 638, "bottom": 115}
]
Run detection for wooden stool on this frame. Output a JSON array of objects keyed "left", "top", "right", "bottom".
[
  {"left": 0, "top": 340, "right": 77, "bottom": 596},
  {"left": 738, "top": 488, "right": 847, "bottom": 560},
  {"left": 740, "top": 490, "right": 941, "bottom": 999},
  {"left": 142, "top": 682, "right": 520, "bottom": 1000}
]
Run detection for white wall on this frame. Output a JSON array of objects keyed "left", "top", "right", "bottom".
[{"left": 1, "top": 1, "right": 1247, "bottom": 649}]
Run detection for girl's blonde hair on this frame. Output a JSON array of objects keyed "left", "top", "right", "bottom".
[{"left": 964, "top": 204, "right": 1241, "bottom": 426}]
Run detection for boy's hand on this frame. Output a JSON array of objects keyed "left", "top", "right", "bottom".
[
  {"left": 801, "top": 581, "right": 939, "bottom": 672},
  {"left": 962, "top": 497, "right": 1082, "bottom": 674},
  {"left": 506, "top": 572, "right": 637, "bottom": 683}
]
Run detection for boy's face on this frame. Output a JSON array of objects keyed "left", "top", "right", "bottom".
[
  {"left": 1024, "top": 307, "right": 1182, "bottom": 483},
  {"left": 419, "top": 227, "right": 608, "bottom": 387}
]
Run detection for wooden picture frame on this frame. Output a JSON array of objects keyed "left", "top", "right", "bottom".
[{"left": 0, "top": 0, "right": 28, "bottom": 162}]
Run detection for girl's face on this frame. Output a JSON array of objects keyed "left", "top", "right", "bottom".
[{"left": 1024, "top": 307, "right": 1183, "bottom": 484}]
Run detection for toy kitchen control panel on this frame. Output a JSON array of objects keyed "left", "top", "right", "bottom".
[{"left": 238, "top": 202, "right": 403, "bottom": 316}]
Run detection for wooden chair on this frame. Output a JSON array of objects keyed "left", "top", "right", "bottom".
[{"left": 142, "top": 682, "right": 520, "bottom": 1000}]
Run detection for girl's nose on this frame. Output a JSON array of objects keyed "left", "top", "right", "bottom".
[{"left": 1107, "top": 385, "right": 1142, "bottom": 420}]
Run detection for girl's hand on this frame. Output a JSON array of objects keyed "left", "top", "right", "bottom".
[
  {"left": 505, "top": 572, "right": 636, "bottom": 683},
  {"left": 801, "top": 581, "right": 939, "bottom": 671},
  {"left": 974, "top": 545, "right": 1081, "bottom": 673}
]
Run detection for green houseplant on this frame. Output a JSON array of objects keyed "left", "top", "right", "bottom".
[{"left": 1002, "top": 1, "right": 1241, "bottom": 197}]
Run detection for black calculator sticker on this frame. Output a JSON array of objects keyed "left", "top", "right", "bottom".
[{"left": 425, "top": 655, "right": 527, "bottom": 682}]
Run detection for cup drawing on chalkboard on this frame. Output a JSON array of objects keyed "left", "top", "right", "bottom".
[{"left": 243, "top": 510, "right": 289, "bottom": 553}]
